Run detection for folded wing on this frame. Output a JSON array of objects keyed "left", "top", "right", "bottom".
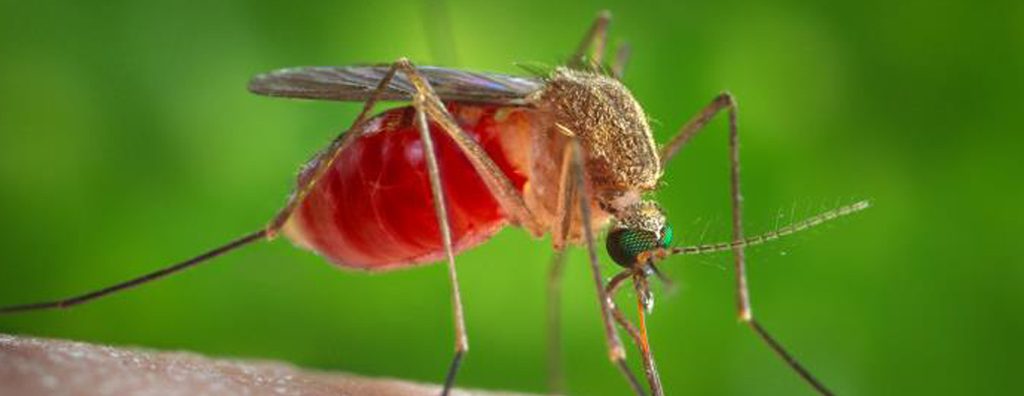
[{"left": 248, "top": 65, "right": 543, "bottom": 105}]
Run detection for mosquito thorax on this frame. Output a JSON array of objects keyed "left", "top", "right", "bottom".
[
  {"left": 605, "top": 200, "right": 673, "bottom": 268},
  {"left": 532, "top": 67, "right": 662, "bottom": 202}
]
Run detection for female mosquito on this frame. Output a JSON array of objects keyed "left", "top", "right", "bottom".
[{"left": 0, "top": 10, "right": 867, "bottom": 396}]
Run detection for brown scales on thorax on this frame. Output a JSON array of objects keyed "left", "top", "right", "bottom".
[
  {"left": 514, "top": 67, "right": 662, "bottom": 247},
  {"left": 531, "top": 67, "right": 661, "bottom": 213}
]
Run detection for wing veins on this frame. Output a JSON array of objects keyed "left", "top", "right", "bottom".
[{"left": 249, "top": 65, "right": 543, "bottom": 105}]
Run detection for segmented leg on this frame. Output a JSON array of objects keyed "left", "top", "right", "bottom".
[
  {"left": 267, "top": 62, "right": 473, "bottom": 396},
  {"left": 559, "top": 131, "right": 645, "bottom": 396},
  {"left": 545, "top": 13, "right": 630, "bottom": 393},
  {"left": 0, "top": 64, "right": 410, "bottom": 315},
  {"left": 606, "top": 271, "right": 642, "bottom": 345},
  {"left": 266, "top": 64, "right": 400, "bottom": 236},
  {"left": 544, "top": 122, "right": 589, "bottom": 393},
  {"left": 410, "top": 96, "right": 466, "bottom": 396},
  {"left": 0, "top": 231, "right": 267, "bottom": 314},
  {"left": 0, "top": 63, "right": 411, "bottom": 317},
  {"left": 393, "top": 60, "right": 542, "bottom": 234},
  {"left": 386, "top": 58, "right": 546, "bottom": 395},
  {"left": 660, "top": 93, "right": 835, "bottom": 395},
  {"left": 545, "top": 123, "right": 586, "bottom": 394},
  {"left": 271, "top": 58, "right": 539, "bottom": 394},
  {"left": 568, "top": 10, "right": 612, "bottom": 71}
]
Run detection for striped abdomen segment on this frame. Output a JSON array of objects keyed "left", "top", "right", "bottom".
[{"left": 284, "top": 104, "right": 535, "bottom": 270}]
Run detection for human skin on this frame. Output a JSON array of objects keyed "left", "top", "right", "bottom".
[{"left": 0, "top": 334, "right": 536, "bottom": 396}]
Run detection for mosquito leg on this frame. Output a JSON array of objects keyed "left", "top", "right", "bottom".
[
  {"left": 0, "top": 230, "right": 267, "bottom": 314},
  {"left": 661, "top": 93, "right": 835, "bottom": 395},
  {"left": 0, "top": 65, "right": 408, "bottom": 315},
  {"left": 568, "top": 10, "right": 612, "bottom": 71},
  {"left": 265, "top": 64, "right": 400, "bottom": 236},
  {"left": 659, "top": 92, "right": 734, "bottom": 167},
  {"left": 605, "top": 270, "right": 641, "bottom": 342},
  {"left": 544, "top": 125, "right": 587, "bottom": 394},
  {"left": 407, "top": 94, "right": 468, "bottom": 396},
  {"left": 392, "top": 59, "right": 542, "bottom": 235},
  {"left": 604, "top": 269, "right": 666, "bottom": 396},
  {"left": 545, "top": 125, "right": 598, "bottom": 392},
  {"left": 390, "top": 58, "right": 544, "bottom": 395},
  {"left": 611, "top": 42, "right": 632, "bottom": 80},
  {"left": 723, "top": 97, "right": 834, "bottom": 396},
  {"left": 604, "top": 268, "right": 663, "bottom": 396},
  {"left": 270, "top": 62, "right": 472, "bottom": 395},
  {"left": 608, "top": 302, "right": 647, "bottom": 396},
  {"left": 553, "top": 134, "right": 645, "bottom": 396},
  {"left": 272, "top": 58, "right": 497, "bottom": 395},
  {"left": 0, "top": 62, "right": 421, "bottom": 319}
]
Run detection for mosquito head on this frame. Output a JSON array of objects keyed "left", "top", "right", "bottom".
[{"left": 606, "top": 200, "right": 673, "bottom": 268}]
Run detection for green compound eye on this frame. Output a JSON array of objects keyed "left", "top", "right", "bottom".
[
  {"left": 606, "top": 228, "right": 661, "bottom": 267},
  {"left": 606, "top": 224, "right": 674, "bottom": 267}
]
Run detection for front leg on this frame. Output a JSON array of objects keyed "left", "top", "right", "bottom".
[
  {"left": 661, "top": 92, "right": 835, "bottom": 395},
  {"left": 553, "top": 129, "right": 646, "bottom": 396}
]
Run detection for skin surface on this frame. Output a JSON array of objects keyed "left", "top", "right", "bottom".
[{"left": 0, "top": 334, "right": 537, "bottom": 396}]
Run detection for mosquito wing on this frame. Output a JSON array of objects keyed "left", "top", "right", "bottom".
[{"left": 248, "top": 65, "right": 544, "bottom": 105}]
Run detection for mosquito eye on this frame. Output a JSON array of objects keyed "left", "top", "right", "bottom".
[
  {"left": 661, "top": 224, "right": 674, "bottom": 247},
  {"left": 606, "top": 228, "right": 661, "bottom": 267}
]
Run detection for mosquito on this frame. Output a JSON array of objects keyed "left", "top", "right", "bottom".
[{"left": 0, "top": 10, "right": 868, "bottom": 396}]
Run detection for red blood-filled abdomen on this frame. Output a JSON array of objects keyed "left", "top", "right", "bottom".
[{"left": 284, "top": 104, "right": 535, "bottom": 270}]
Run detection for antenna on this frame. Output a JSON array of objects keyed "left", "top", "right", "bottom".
[{"left": 668, "top": 200, "right": 870, "bottom": 257}]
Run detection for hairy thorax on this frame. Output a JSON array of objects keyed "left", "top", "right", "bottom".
[
  {"left": 512, "top": 68, "right": 662, "bottom": 246},
  {"left": 530, "top": 67, "right": 661, "bottom": 213}
]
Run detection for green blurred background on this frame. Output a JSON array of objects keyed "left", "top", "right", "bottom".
[{"left": 1, "top": 0, "right": 1021, "bottom": 395}]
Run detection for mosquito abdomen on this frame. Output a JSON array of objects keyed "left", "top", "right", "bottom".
[{"left": 284, "top": 104, "right": 535, "bottom": 270}]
